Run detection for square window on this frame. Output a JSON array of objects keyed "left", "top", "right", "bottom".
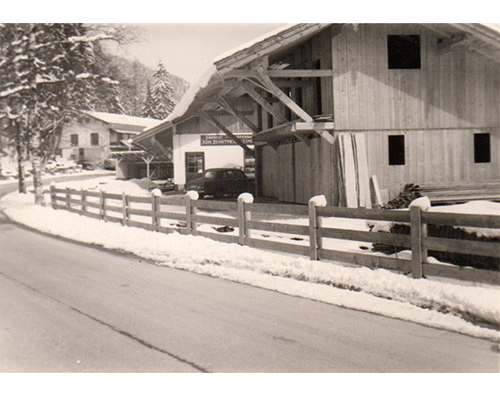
[
  {"left": 70, "top": 134, "right": 78, "bottom": 147},
  {"left": 388, "top": 135, "right": 405, "bottom": 165},
  {"left": 387, "top": 35, "right": 421, "bottom": 69},
  {"left": 474, "top": 133, "right": 491, "bottom": 163},
  {"left": 91, "top": 133, "right": 99, "bottom": 146},
  {"left": 185, "top": 152, "right": 204, "bottom": 174}
]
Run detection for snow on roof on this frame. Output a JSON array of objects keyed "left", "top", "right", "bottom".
[
  {"left": 137, "top": 24, "right": 300, "bottom": 138},
  {"left": 83, "top": 110, "right": 161, "bottom": 129},
  {"left": 483, "top": 23, "right": 500, "bottom": 34},
  {"left": 164, "top": 64, "right": 217, "bottom": 124},
  {"left": 137, "top": 22, "right": 500, "bottom": 140},
  {"left": 213, "top": 23, "right": 295, "bottom": 64}
]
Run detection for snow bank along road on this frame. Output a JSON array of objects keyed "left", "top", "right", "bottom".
[{"left": 1, "top": 182, "right": 499, "bottom": 372}]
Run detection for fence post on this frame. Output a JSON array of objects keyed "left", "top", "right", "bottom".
[
  {"left": 122, "top": 192, "right": 128, "bottom": 226},
  {"left": 308, "top": 195, "right": 327, "bottom": 261},
  {"left": 151, "top": 189, "right": 162, "bottom": 232},
  {"left": 81, "top": 189, "right": 86, "bottom": 213},
  {"left": 410, "top": 206, "right": 424, "bottom": 278},
  {"left": 184, "top": 191, "right": 199, "bottom": 235},
  {"left": 65, "top": 187, "right": 70, "bottom": 210},
  {"left": 237, "top": 193, "right": 253, "bottom": 245},
  {"left": 50, "top": 184, "right": 56, "bottom": 209},
  {"left": 191, "top": 200, "right": 197, "bottom": 235},
  {"left": 309, "top": 202, "right": 318, "bottom": 260},
  {"left": 99, "top": 190, "right": 106, "bottom": 221}
]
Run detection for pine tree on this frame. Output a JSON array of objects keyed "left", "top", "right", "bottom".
[
  {"left": 149, "top": 60, "right": 176, "bottom": 119},
  {"left": 141, "top": 81, "right": 155, "bottom": 118},
  {"left": 0, "top": 23, "right": 123, "bottom": 200}
]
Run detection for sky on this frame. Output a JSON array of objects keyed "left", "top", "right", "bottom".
[
  {"left": 112, "top": 23, "right": 286, "bottom": 84},
  {"left": 108, "top": 21, "right": 500, "bottom": 85}
]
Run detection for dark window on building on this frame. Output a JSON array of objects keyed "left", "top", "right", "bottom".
[
  {"left": 315, "top": 59, "right": 323, "bottom": 115},
  {"left": 267, "top": 93, "right": 274, "bottom": 128},
  {"left": 474, "top": 133, "right": 491, "bottom": 163},
  {"left": 296, "top": 86, "right": 303, "bottom": 109},
  {"left": 70, "top": 134, "right": 78, "bottom": 147},
  {"left": 387, "top": 35, "right": 421, "bottom": 69},
  {"left": 285, "top": 87, "right": 292, "bottom": 121},
  {"left": 91, "top": 133, "right": 99, "bottom": 146},
  {"left": 388, "top": 135, "right": 405, "bottom": 165},
  {"left": 185, "top": 152, "right": 205, "bottom": 181}
]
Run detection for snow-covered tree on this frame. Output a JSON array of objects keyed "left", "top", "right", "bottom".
[
  {"left": 0, "top": 23, "right": 123, "bottom": 200},
  {"left": 141, "top": 81, "right": 155, "bottom": 118},
  {"left": 149, "top": 60, "right": 176, "bottom": 120}
]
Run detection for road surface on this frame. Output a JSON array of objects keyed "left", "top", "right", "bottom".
[{"left": 0, "top": 181, "right": 499, "bottom": 372}]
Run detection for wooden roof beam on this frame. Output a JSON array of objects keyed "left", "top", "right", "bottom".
[
  {"left": 254, "top": 66, "right": 335, "bottom": 145},
  {"left": 241, "top": 83, "right": 288, "bottom": 124},
  {"left": 437, "top": 34, "right": 469, "bottom": 55},
  {"left": 255, "top": 66, "right": 313, "bottom": 121},
  {"left": 225, "top": 69, "right": 333, "bottom": 79},
  {"left": 199, "top": 111, "right": 255, "bottom": 157},
  {"left": 218, "top": 97, "right": 260, "bottom": 133}
]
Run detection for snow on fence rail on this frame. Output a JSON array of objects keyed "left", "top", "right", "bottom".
[{"left": 46, "top": 186, "right": 500, "bottom": 286}]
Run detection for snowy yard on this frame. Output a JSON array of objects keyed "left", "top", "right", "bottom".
[{"left": 1, "top": 176, "right": 499, "bottom": 342}]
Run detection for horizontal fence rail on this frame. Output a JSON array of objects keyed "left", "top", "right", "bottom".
[{"left": 46, "top": 186, "right": 500, "bottom": 285}]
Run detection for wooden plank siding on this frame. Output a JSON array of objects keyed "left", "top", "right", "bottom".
[
  {"left": 257, "top": 23, "right": 499, "bottom": 204},
  {"left": 331, "top": 24, "right": 500, "bottom": 130},
  {"left": 364, "top": 128, "right": 500, "bottom": 199},
  {"left": 261, "top": 137, "right": 344, "bottom": 205}
]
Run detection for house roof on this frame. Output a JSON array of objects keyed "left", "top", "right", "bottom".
[
  {"left": 83, "top": 111, "right": 161, "bottom": 129},
  {"left": 134, "top": 23, "right": 500, "bottom": 145}
]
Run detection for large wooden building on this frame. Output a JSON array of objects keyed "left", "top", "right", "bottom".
[{"left": 133, "top": 23, "right": 500, "bottom": 206}]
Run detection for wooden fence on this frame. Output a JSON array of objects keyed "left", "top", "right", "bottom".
[{"left": 47, "top": 186, "right": 500, "bottom": 286}]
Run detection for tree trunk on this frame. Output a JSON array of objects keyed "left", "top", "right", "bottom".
[
  {"left": 15, "top": 122, "right": 26, "bottom": 194},
  {"left": 32, "top": 155, "right": 44, "bottom": 205}
]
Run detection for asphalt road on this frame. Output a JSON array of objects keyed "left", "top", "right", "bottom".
[{"left": 0, "top": 179, "right": 499, "bottom": 372}]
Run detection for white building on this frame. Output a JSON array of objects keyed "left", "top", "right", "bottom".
[
  {"left": 59, "top": 111, "right": 159, "bottom": 165},
  {"left": 123, "top": 105, "right": 255, "bottom": 189}
]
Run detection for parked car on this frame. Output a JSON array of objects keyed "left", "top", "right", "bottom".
[
  {"left": 153, "top": 179, "right": 175, "bottom": 193},
  {"left": 103, "top": 158, "right": 116, "bottom": 170},
  {"left": 184, "top": 168, "right": 253, "bottom": 199},
  {"left": 76, "top": 159, "right": 96, "bottom": 170}
]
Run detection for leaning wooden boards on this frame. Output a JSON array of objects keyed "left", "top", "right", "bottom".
[{"left": 337, "top": 133, "right": 371, "bottom": 208}]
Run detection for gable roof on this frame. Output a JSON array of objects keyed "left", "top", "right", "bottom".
[{"left": 83, "top": 110, "right": 161, "bottom": 129}]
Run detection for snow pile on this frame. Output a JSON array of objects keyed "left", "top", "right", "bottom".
[
  {"left": 185, "top": 190, "right": 199, "bottom": 201},
  {"left": 2, "top": 179, "right": 500, "bottom": 342},
  {"left": 151, "top": 188, "right": 162, "bottom": 197},
  {"left": 237, "top": 192, "right": 254, "bottom": 204},
  {"left": 60, "top": 177, "right": 150, "bottom": 197},
  {"left": 409, "top": 196, "right": 431, "bottom": 211},
  {"left": 309, "top": 194, "right": 327, "bottom": 207}
]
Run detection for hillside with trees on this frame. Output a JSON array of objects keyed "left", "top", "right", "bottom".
[{"left": 96, "top": 53, "right": 189, "bottom": 117}]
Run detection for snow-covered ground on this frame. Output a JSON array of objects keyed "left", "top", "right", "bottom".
[
  {"left": 0, "top": 157, "right": 113, "bottom": 186},
  {"left": 1, "top": 177, "right": 499, "bottom": 342}
]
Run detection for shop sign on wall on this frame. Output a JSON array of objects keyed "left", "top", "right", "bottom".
[{"left": 200, "top": 134, "right": 253, "bottom": 146}]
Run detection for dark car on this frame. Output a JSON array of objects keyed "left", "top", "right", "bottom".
[
  {"left": 184, "top": 168, "right": 253, "bottom": 199},
  {"left": 103, "top": 158, "right": 116, "bottom": 170},
  {"left": 76, "top": 159, "right": 96, "bottom": 170}
]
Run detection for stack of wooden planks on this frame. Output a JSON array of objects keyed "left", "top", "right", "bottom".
[{"left": 420, "top": 181, "right": 500, "bottom": 204}]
